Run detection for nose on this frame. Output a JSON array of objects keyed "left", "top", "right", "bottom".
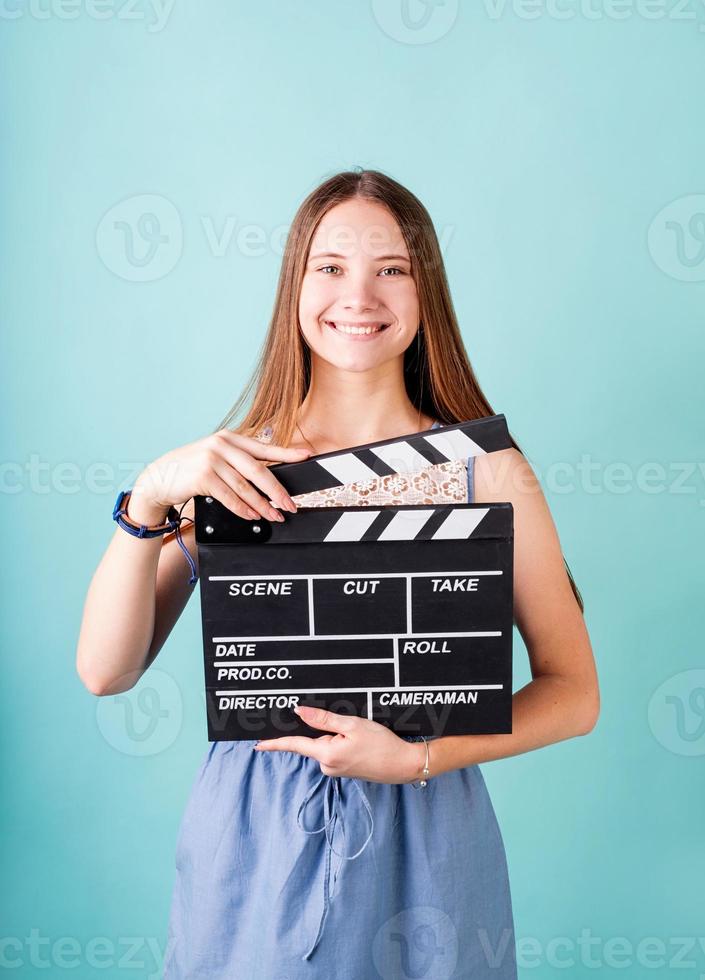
[{"left": 340, "top": 269, "right": 382, "bottom": 313}]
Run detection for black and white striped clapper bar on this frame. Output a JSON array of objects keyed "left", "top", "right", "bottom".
[{"left": 194, "top": 414, "right": 514, "bottom": 741}]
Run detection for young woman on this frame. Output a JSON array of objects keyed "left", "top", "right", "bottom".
[{"left": 77, "top": 169, "right": 599, "bottom": 979}]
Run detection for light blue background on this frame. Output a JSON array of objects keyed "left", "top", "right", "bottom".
[{"left": 1, "top": 2, "right": 703, "bottom": 977}]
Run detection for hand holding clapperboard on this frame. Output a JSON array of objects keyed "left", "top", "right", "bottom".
[{"left": 194, "top": 414, "right": 514, "bottom": 741}]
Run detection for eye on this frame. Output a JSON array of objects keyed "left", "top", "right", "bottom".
[{"left": 316, "top": 265, "right": 406, "bottom": 276}]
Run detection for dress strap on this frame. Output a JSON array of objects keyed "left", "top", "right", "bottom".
[{"left": 466, "top": 453, "right": 475, "bottom": 503}]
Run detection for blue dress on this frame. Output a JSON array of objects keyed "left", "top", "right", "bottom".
[{"left": 163, "top": 431, "right": 518, "bottom": 979}]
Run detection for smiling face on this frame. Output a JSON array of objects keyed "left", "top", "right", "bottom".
[{"left": 298, "top": 198, "right": 420, "bottom": 372}]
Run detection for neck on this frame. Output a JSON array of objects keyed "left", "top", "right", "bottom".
[{"left": 297, "top": 359, "right": 434, "bottom": 453}]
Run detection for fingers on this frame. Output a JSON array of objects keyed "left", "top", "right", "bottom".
[
  {"left": 255, "top": 735, "right": 320, "bottom": 756},
  {"left": 226, "top": 436, "right": 316, "bottom": 508},
  {"left": 210, "top": 458, "right": 286, "bottom": 523},
  {"left": 206, "top": 470, "right": 262, "bottom": 521},
  {"left": 204, "top": 465, "right": 283, "bottom": 523},
  {"left": 208, "top": 438, "right": 303, "bottom": 519},
  {"left": 295, "top": 705, "right": 357, "bottom": 735}
]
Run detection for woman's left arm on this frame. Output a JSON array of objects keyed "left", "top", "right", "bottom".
[{"left": 417, "top": 447, "right": 601, "bottom": 780}]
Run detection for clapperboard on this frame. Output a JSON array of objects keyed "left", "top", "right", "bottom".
[{"left": 194, "top": 414, "right": 514, "bottom": 741}]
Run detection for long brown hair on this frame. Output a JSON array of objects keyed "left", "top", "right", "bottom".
[{"left": 215, "top": 168, "right": 584, "bottom": 612}]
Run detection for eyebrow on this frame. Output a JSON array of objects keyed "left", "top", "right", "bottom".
[{"left": 307, "top": 251, "right": 411, "bottom": 263}]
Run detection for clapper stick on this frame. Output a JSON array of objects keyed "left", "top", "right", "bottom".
[
  {"left": 194, "top": 415, "right": 514, "bottom": 741},
  {"left": 261, "top": 412, "right": 511, "bottom": 496}
]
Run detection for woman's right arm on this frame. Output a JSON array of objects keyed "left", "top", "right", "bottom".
[{"left": 75, "top": 429, "right": 311, "bottom": 696}]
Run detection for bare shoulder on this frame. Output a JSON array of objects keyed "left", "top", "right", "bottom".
[
  {"left": 474, "top": 448, "right": 593, "bottom": 675},
  {"left": 473, "top": 447, "right": 536, "bottom": 505},
  {"left": 473, "top": 447, "right": 563, "bottom": 594},
  {"left": 473, "top": 448, "right": 558, "bottom": 586}
]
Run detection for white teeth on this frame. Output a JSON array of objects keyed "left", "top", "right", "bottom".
[{"left": 328, "top": 321, "right": 387, "bottom": 335}]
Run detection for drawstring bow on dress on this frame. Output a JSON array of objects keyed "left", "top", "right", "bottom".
[{"left": 296, "top": 772, "right": 374, "bottom": 961}]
